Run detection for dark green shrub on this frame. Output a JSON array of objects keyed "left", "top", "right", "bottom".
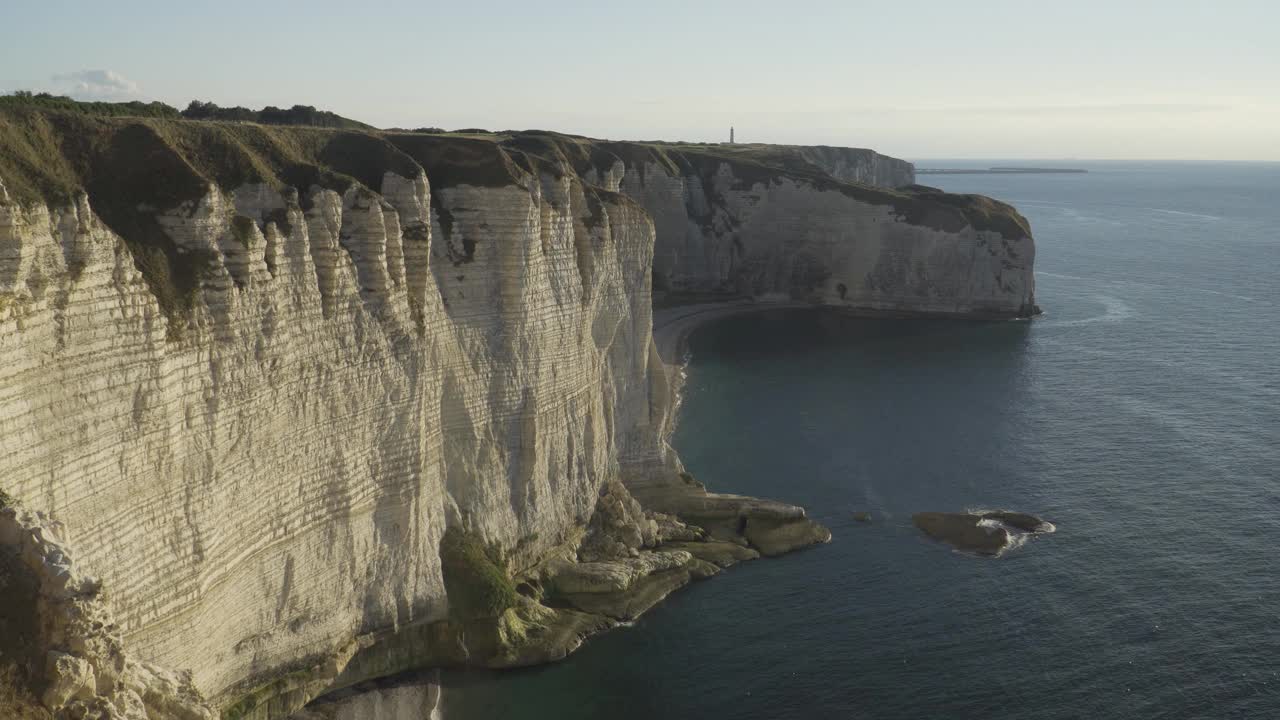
[{"left": 439, "top": 528, "right": 517, "bottom": 620}]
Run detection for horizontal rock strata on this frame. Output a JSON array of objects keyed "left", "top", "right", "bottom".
[{"left": 0, "top": 108, "right": 1033, "bottom": 718}]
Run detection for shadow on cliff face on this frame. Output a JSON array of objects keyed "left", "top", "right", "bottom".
[
  {"left": 0, "top": 546, "right": 50, "bottom": 718},
  {"left": 686, "top": 308, "right": 1034, "bottom": 361}
]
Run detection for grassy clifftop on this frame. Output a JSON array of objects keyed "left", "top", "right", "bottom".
[
  {"left": 0, "top": 94, "right": 1029, "bottom": 243},
  {"left": 0, "top": 107, "right": 437, "bottom": 324},
  {"left": 0, "top": 103, "right": 637, "bottom": 329},
  {"left": 0, "top": 98, "right": 1029, "bottom": 324},
  {"left": 0, "top": 107, "right": 418, "bottom": 209},
  {"left": 504, "top": 132, "right": 1029, "bottom": 240}
]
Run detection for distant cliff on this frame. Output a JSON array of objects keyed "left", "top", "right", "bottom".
[
  {"left": 566, "top": 139, "right": 1034, "bottom": 317},
  {"left": 0, "top": 107, "right": 1034, "bottom": 719},
  {"left": 788, "top": 144, "right": 916, "bottom": 187}
]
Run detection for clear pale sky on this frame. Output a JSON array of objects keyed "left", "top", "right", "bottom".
[{"left": 3, "top": 0, "right": 1277, "bottom": 161}]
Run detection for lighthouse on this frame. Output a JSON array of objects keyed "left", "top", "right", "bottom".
[{"left": 730, "top": 126, "right": 735, "bottom": 144}]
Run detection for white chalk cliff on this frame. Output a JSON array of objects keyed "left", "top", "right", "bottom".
[
  {"left": 0, "top": 113, "right": 1035, "bottom": 719},
  {"left": 581, "top": 143, "right": 1035, "bottom": 315}
]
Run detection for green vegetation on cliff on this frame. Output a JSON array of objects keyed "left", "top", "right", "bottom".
[
  {"left": 0, "top": 93, "right": 371, "bottom": 129},
  {"left": 181, "top": 100, "right": 373, "bottom": 130},
  {"left": 486, "top": 132, "right": 1030, "bottom": 241},
  {"left": 0, "top": 91, "right": 179, "bottom": 119},
  {"left": 0, "top": 95, "right": 1027, "bottom": 244},
  {"left": 900, "top": 184, "right": 1031, "bottom": 241},
  {"left": 0, "top": 101, "right": 419, "bottom": 324},
  {"left": 439, "top": 528, "right": 518, "bottom": 620},
  {"left": 0, "top": 98, "right": 1029, "bottom": 329}
]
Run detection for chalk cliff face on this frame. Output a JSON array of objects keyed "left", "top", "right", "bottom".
[
  {"left": 787, "top": 144, "right": 916, "bottom": 187},
  {"left": 0, "top": 111, "right": 1034, "bottom": 719},
  {"left": 583, "top": 149, "right": 1034, "bottom": 316}
]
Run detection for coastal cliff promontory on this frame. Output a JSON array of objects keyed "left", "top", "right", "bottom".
[{"left": 0, "top": 103, "right": 1035, "bottom": 718}]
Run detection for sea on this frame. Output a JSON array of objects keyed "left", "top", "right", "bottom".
[{"left": 329, "top": 160, "right": 1280, "bottom": 719}]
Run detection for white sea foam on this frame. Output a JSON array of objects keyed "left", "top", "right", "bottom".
[
  {"left": 1149, "top": 208, "right": 1222, "bottom": 221},
  {"left": 1038, "top": 273, "right": 1257, "bottom": 304},
  {"left": 1035, "top": 271, "right": 1093, "bottom": 281},
  {"left": 1009, "top": 199, "right": 1072, "bottom": 207},
  {"left": 1184, "top": 287, "right": 1256, "bottom": 302},
  {"left": 1000, "top": 533, "right": 1031, "bottom": 554},
  {"left": 1046, "top": 295, "right": 1134, "bottom": 327},
  {"left": 963, "top": 509, "right": 1056, "bottom": 556},
  {"left": 968, "top": 509, "right": 1052, "bottom": 530}
]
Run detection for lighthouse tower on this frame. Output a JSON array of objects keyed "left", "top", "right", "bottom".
[{"left": 730, "top": 126, "right": 735, "bottom": 144}]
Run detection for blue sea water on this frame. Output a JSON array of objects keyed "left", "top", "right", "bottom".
[{"left": 397, "top": 161, "right": 1280, "bottom": 719}]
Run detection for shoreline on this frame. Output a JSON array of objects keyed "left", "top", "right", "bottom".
[
  {"left": 652, "top": 300, "right": 810, "bottom": 364},
  {"left": 281, "top": 303, "right": 837, "bottom": 718},
  {"left": 248, "top": 300, "right": 1036, "bottom": 716},
  {"left": 652, "top": 300, "right": 1040, "bottom": 366}
]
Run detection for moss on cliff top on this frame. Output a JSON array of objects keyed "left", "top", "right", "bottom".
[
  {"left": 516, "top": 136, "right": 1028, "bottom": 241},
  {"left": 0, "top": 111, "right": 222, "bottom": 323},
  {"left": 674, "top": 142, "right": 833, "bottom": 176},
  {"left": 656, "top": 145, "right": 1029, "bottom": 240},
  {"left": 0, "top": 91, "right": 180, "bottom": 120},
  {"left": 0, "top": 105, "right": 1030, "bottom": 329},
  {"left": 0, "top": 95, "right": 957, "bottom": 236},
  {"left": 0, "top": 92, "right": 373, "bottom": 130},
  {"left": 899, "top": 186, "right": 1031, "bottom": 239},
  {"left": 0, "top": 106, "right": 425, "bottom": 209},
  {"left": 0, "top": 107, "right": 433, "bottom": 326},
  {"left": 387, "top": 133, "right": 521, "bottom": 190},
  {"left": 181, "top": 100, "right": 374, "bottom": 130},
  {"left": 1, "top": 104, "right": 1025, "bottom": 241}
]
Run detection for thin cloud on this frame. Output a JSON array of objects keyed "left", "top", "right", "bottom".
[
  {"left": 939, "top": 103, "right": 1233, "bottom": 116},
  {"left": 616, "top": 101, "right": 1237, "bottom": 120},
  {"left": 50, "top": 69, "right": 141, "bottom": 100},
  {"left": 848, "top": 103, "right": 1231, "bottom": 118}
]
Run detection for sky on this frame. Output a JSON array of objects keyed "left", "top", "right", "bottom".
[{"left": 2, "top": 0, "right": 1278, "bottom": 161}]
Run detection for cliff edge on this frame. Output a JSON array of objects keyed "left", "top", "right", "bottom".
[{"left": 0, "top": 106, "right": 1033, "bottom": 718}]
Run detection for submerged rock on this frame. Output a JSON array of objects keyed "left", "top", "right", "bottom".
[
  {"left": 852, "top": 511, "right": 872, "bottom": 522},
  {"left": 981, "top": 511, "right": 1053, "bottom": 533},
  {"left": 912, "top": 512, "right": 1009, "bottom": 555},
  {"left": 912, "top": 510, "right": 1053, "bottom": 556}
]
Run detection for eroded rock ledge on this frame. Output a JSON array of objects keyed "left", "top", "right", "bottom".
[
  {"left": 0, "top": 509, "right": 216, "bottom": 720},
  {"left": 0, "top": 480, "right": 828, "bottom": 719},
  {"left": 313, "top": 481, "right": 828, "bottom": 700},
  {"left": 0, "top": 107, "right": 1029, "bottom": 719}
]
